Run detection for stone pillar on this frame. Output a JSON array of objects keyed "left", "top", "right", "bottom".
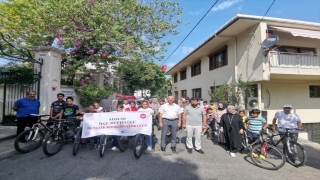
[{"left": 31, "top": 46, "right": 65, "bottom": 115}]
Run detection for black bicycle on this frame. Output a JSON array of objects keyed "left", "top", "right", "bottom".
[
  {"left": 99, "top": 135, "right": 109, "bottom": 157},
  {"left": 133, "top": 134, "right": 147, "bottom": 159},
  {"left": 14, "top": 114, "right": 51, "bottom": 153},
  {"left": 43, "top": 117, "right": 79, "bottom": 156},
  {"left": 118, "top": 136, "right": 130, "bottom": 152},
  {"left": 267, "top": 127, "right": 307, "bottom": 167},
  {"left": 242, "top": 130, "right": 286, "bottom": 170},
  {"left": 206, "top": 121, "right": 216, "bottom": 140},
  {"left": 72, "top": 121, "right": 83, "bottom": 156}
]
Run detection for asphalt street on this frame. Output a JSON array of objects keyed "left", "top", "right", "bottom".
[{"left": 0, "top": 129, "right": 319, "bottom": 180}]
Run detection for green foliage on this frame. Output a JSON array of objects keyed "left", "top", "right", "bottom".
[
  {"left": 158, "top": 78, "right": 172, "bottom": 98},
  {"left": 208, "top": 75, "right": 254, "bottom": 107},
  {"left": 76, "top": 84, "right": 112, "bottom": 107},
  {"left": 116, "top": 60, "right": 166, "bottom": 96},
  {"left": 0, "top": 63, "right": 36, "bottom": 84},
  {"left": 0, "top": 0, "right": 184, "bottom": 72}
]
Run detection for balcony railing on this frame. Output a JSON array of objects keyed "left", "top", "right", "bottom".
[{"left": 268, "top": 51, "right": 320, "bottom": 68}]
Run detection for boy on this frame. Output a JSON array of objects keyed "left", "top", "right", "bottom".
[
  {"left": 138, "top": 100, "right": 154, "bottom": 151},
  {"left": 111, "top": 104, "right": 124, "bottom": 150},
  {"left": 239, "top": 110, "right": 247, "bottom": 123},
  {"left": 60, "top": 97, "right": 80, "bottom": 137},
  {"left": 201, "top": 108, "right": 215, "bottom": 137},
  {"left": 203, "top": 101, "right": 208, "bottom": 112},
  {"left": 208, "top": 100, "right": 216, "bottom": 112},
  {"left": 245, "top": 109, "right": 268, "bottom": 160}
]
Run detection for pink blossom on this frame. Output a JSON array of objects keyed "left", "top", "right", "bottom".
[
  {"left": 88, "top": 49, "right": 94, "bottom": 54},
  {"left": 70, "top": 51, "right": 74, "bottom": 55},
  {"left": 101, "top": 51, "right": 109, "bottom": 57},
  {"left": 104, "top": 73, "right": 110, "bottom": 77},
  {"left": 75, "top": 47, "right": 80, "bottom": 50},
  {"left": 88, "top": 0, "right": 95, "bottom": 5},
  {"left": 57, "top": 39, "right": 62, "bottom": 45},
  {"left": 121, "top": 74, "right": 126, "bottom": 77},
  {"left": 68, "top": 19, "right": 72, "bottom": 23}
]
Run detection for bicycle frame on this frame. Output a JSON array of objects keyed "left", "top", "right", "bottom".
[
  {"left": 27, "top": 117, "right": 52, "bottom": 141},
  {"left": 270, "top": 131, "right": 297, "bottom": 154}
]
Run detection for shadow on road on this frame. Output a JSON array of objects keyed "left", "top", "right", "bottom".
[{"left": 301, "top": 143, "right": 320, "bottom": 170}]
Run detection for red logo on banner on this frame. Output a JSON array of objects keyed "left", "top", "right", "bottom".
[{"left": 140, "top": 114, "right": 146, "bottom": 119}]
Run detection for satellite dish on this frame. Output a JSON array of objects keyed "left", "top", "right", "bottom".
[
  {"left": 249, "top": 99, "right": 258, "bottom": 108},
  {"left": 261, "top": 35, "right": 279, "bottom": 49}
]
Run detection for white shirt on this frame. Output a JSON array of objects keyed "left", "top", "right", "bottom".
[
  {"left": 274, "top": 111, "right": 301, "bottom": 133},
  {"left": 123, "top": 104, "right": 130, "bottom": 112},
  {"left": 159, "top": 103, "right": 183, "bottom": 119},
  {"left": 138, "top": 108, "right": 154, "bottom": 114}
]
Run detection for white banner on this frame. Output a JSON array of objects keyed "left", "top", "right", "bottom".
[{"left": 81, "top": 112, "right": 152, "bottom": 138}]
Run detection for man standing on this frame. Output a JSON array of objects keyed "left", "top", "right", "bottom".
[
  {"left": 159, "top": 96, "right": 183, "bottom": 152},
  {"left": 50, "top": 93, "right": 66, "bottom": 120},
  {"left": 183, "top": 97, "right": 206, "bottom": 154},
  {"left": 180, "top": 98, "right": 188, "bottom": 108},
  {"left": 12, "top": 91, "right": 41, "bottom": 136}
]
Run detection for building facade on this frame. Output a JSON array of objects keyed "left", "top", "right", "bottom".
[{"left": 166, "top": 14, "right": 320, "bottom": 142}]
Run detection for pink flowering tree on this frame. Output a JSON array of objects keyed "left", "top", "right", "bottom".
[{"left": 0, "top": 0, "right": 184, "bottom": 86}]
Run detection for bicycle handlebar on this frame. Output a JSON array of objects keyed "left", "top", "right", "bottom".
[{"left": 26, "top": 114, "right": 50, "bottom": 117}]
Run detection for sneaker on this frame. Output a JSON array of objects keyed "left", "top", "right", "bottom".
[
  {"left": 195, "top": 149, "right": 204, "bottom": 154},
  {"left": 226, "top": 150, "right": 230, "bottom": 154},
  {"left": 147, "top": 146, "right": 152, "bottom": 151},
  {"left": 294, "top": 159, "right": 301, "bottom": 164},
  {"left": 187, "top": 148, "right": 192, "bottom": 154},
  {"left": 259, "top": 155, "right": 265, "bottom": 160},
  {"left": 201, "top": 134, "right": 204, "bottom": 137},
  {"left": 230, "top": 152, "right": 236, "bottom": 157},
  {"left": 111, "top": 146, "right": 117, "bottom": 151},
  {"left": 252, "top": 153, "right": 258, "bottom": 158}
]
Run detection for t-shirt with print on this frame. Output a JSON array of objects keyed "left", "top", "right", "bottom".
[
  {"left": 125, "top": 107, "right": 139, "bottom": 112},
  {"left": 51, "top": 100, "right": 67, "bottom": 117},
  {"left": 184, "top": 105, "right": 206, "bottom": 126},
  {"left": 274, "top": 111, "right": 301, "bottom": 133},
  {"left": 62, "top": 104, "right": 79, "bottom": 119},
  {"left": 247, "top": 116, "right": 266, "bottom": 134}
]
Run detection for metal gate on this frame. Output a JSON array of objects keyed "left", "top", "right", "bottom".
[
  {"left": 0, "top": 32, "right": 43, "bottom": 126},
  {"left": 0, "top": 70, "right": 41, "bottom": 125}
]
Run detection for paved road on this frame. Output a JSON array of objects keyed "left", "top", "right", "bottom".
[{"left": 0, "top": 129, "right": 319, "bottom": 180}]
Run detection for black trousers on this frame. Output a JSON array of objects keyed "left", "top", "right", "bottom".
[{"left": 16, "top": 117, "right": 38, "bottom": 136}]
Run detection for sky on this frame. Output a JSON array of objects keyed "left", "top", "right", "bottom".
[
  {"left": 157, "top": 0, "right": 320, "bottom": 70},
  {"left": 1, "top": 0, "right": 320, "bottom": 67}
]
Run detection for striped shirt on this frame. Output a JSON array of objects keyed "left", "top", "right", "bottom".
[{"left": 247, "top": 116, "right": 266, "bottom": 134}]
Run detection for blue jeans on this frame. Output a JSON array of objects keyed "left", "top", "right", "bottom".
[{"left": 146, "top": 135, "right": 152, "bottom": 147}]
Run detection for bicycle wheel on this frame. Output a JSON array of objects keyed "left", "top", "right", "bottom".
[
  {"left": 14, "top": 129, "right": 44, "bottom": 153},
  {"left": 99, "top": 135, "right": 107, "bottom": 157},
  {"left": 250, "top": 144, "right": 286, "bottom": 170},
  {"left": 133, "top": 134, "right": 146, "bottom": 159},
  {"left": 43, "top": 132, "right": 64, "bottom": 156},
  {"left": 283, "top": 142, "right": 307, "bottom": 167},
  {"left": 206, "top": 128, "right": 213, "bottom": 140},
  {"left": 73, "top": 128, "right": 82, "bottom": 156},
  {"left": 118, "top": 136, "right": 129, "bottom": 152}
]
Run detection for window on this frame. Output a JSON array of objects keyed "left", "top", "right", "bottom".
[
  {"left": 173, "top": 74, "right": 177, "bottom": 83},
  {"left": 209, "top": 46, "right": 228, "bottom": 70},
  {"left": 276, "top": 46, "right": 316, "bottom": 54},
  {"left": 192, "top": 88, "right": 201, "bottom": 99},
  {"left": 191, "top": 62, "right": 201, "bottom": 77},
  {"left": 309, "top": 86, "right": 320, "bottom": 98},
  {"left": 181, "top": 90, "right": 187, "bottom": 98},
  {"left": 180, "top": 69, "right": 187, "bottom": 80}
]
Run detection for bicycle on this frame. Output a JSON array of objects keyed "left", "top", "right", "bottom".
[
  {"left": 72, "top": 121, "right": 83, "bottom": 156},
  {"left": 118, "top": 136, "right": 130, "bottom": 152},
  {"left": 206, "top": 121, "right": 216, "bottom": 140},
  {"left": 267, "top": 127, "right": 307, "bottom": 167},
  {"left": 99, "top": 135, "right": 109, "bottom": 157},
  {"left": 133, "top": 134, "right": 147, "bottom": 159},
  {"left": 14, "top": 114, "right": 51, "bottom": 153},
  {"left": 242, "top": 130, "right": 286, "bottom": 170},
  {"left": 42, "top": 117, "right": 80, "bottom": 156}
]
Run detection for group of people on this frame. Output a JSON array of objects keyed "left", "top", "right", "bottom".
[{"left": 13, "top": 91, "right": 303, "bottom": 158}]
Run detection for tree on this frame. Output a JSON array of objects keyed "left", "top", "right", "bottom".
[
  {"left": 208, "top": 75, "right": 254, "bottom": 108},
  {"left": 157, "top": 78, "right": 172, "bottom": 98},
  {"left": 116, "top": 60, "right": 166, "bottom": 96},
  {"left": 0, "top": 0, "right": 183, "bottom": 72},
  {"left": 76, "top": 84, "right": 113, "bottom": 107}
]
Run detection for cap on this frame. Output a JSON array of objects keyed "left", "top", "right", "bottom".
[{"left": 283, "top": 104, "right": 292, "bottom": 108}]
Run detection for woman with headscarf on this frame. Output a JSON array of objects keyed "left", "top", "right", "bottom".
[
  {"left": 220, "top": 105, "right": 244, "bottom": 157},
  {"left": 215, "top": 102, "right": 227, "bottom": 144},
  {"left": 109, "top": 100, "right": 117, "bottom": 112}
]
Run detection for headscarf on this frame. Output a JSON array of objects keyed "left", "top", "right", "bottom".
[
  {"left": 217, "top": 102, "right": 226, "bottom": 111},
  {"left": 227, "top": 105, "right": 236, "bottom": 114}
]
